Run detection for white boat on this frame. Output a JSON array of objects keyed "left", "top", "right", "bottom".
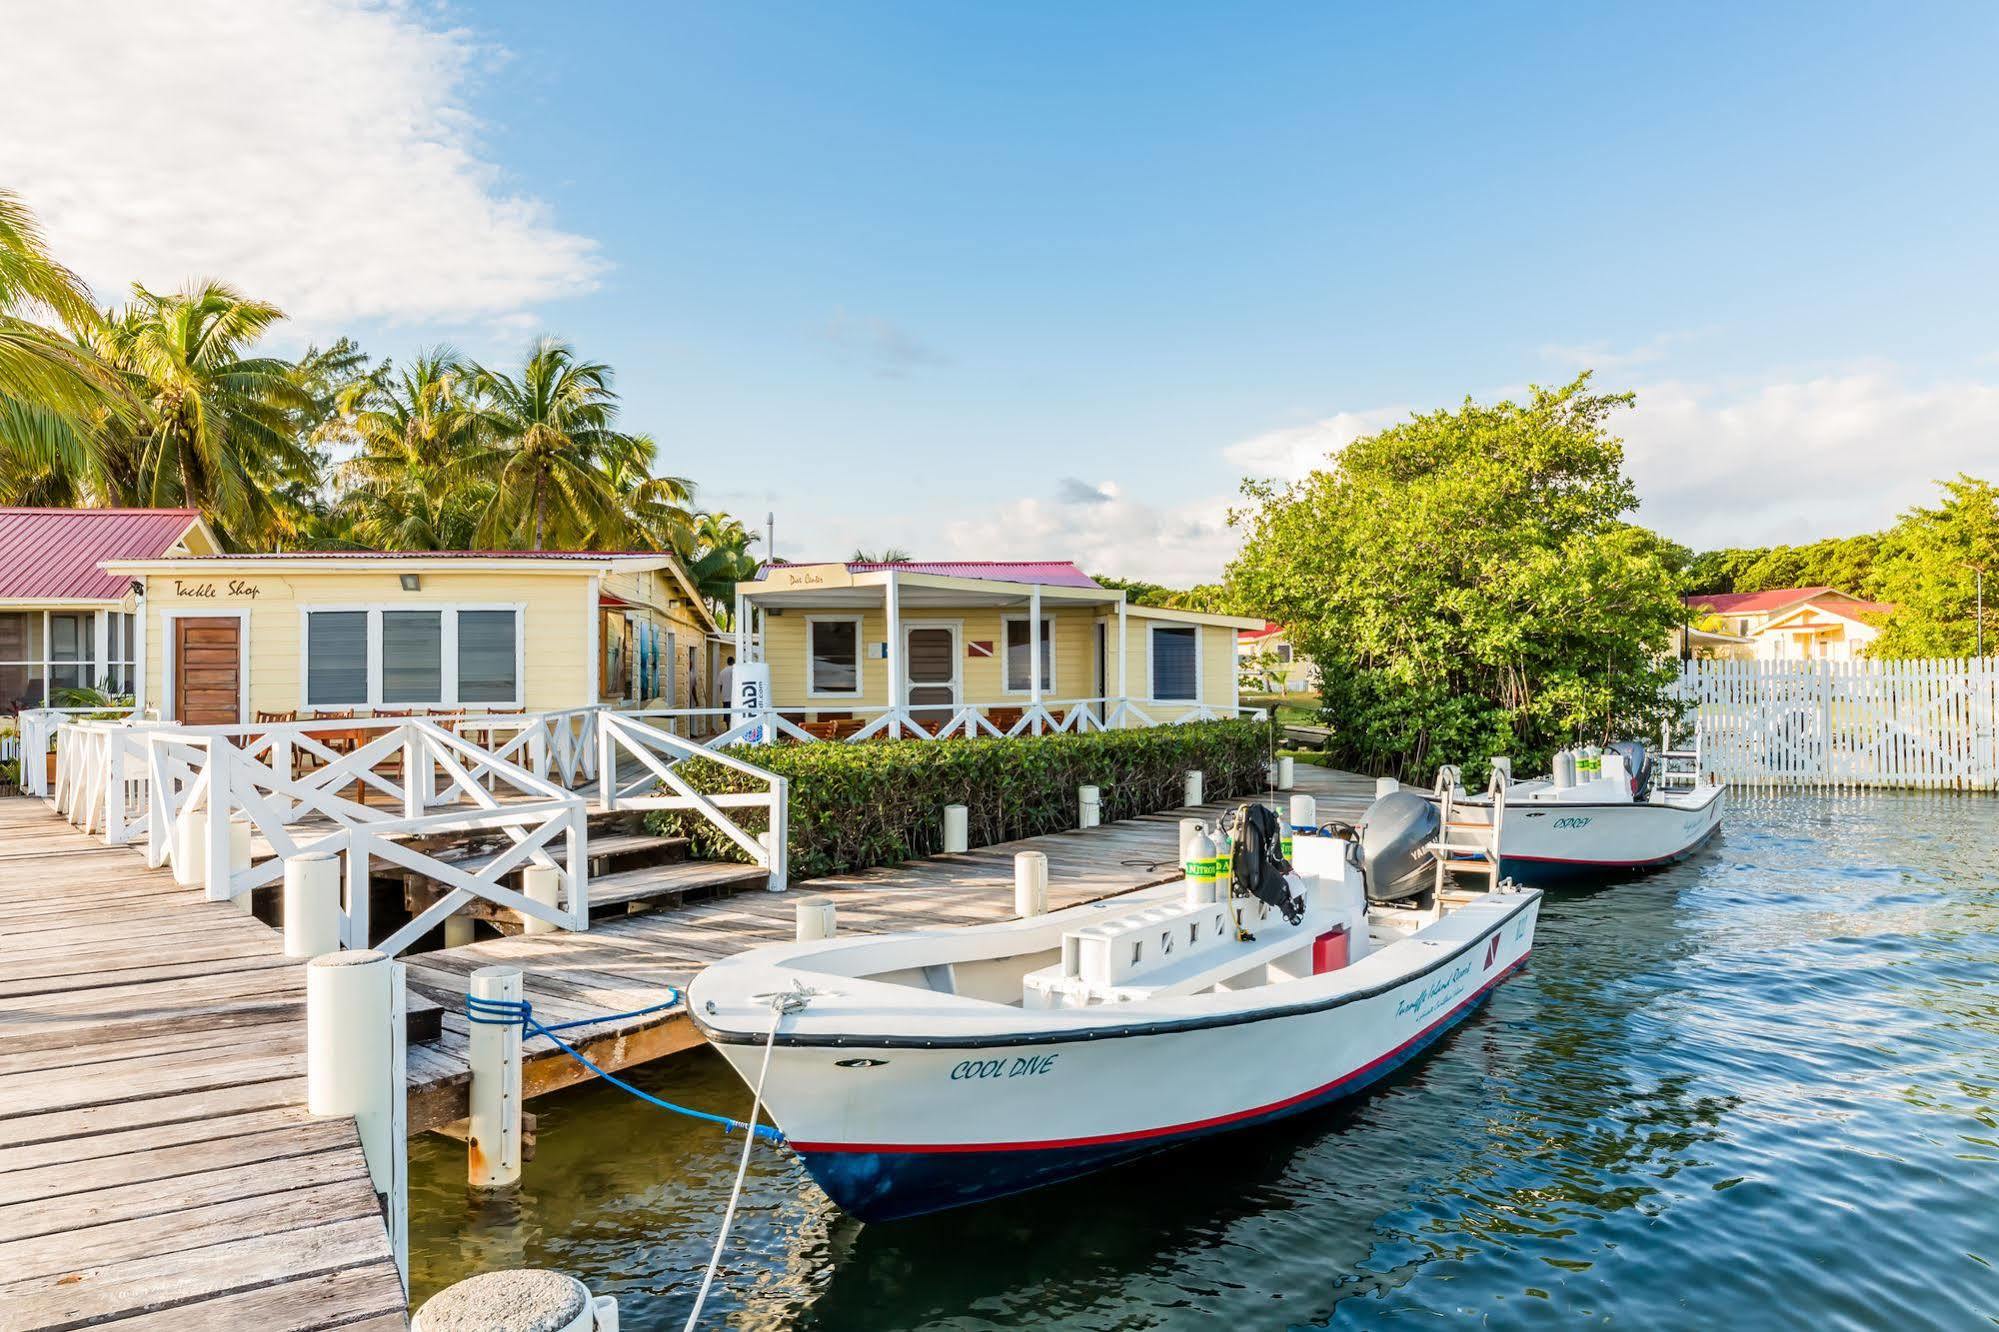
[
  {"left": 1426, "top": 740, "right": 1725, "bottom": 887},
  {"left": 690, "top": 814, "right": 1541, "bottom": 1222}
]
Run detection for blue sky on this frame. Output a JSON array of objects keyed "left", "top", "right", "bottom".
[{"left": 8, "top": 1, "right": 1999, "bottom": 580}]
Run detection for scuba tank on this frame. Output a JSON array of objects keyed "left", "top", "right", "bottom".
[{"left": 1184, "top": 826, "right": 1220, "bottom": 906}]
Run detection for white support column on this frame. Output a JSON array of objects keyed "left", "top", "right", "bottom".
[
  {"left": 884, "top": 573, "right": 902, "bottom": 739},
  {"left": 132, "top": 584, "right": 148, "bottom": 712},
  {"left": 1078, "top": 784, "right": 1100, "bottom": 829},
  {"left": 92, "top": 609, "right": 108, "bottom": 696},
  {"left": 943, "top": 803, "right": 969, "bottom": 853},
  {"left": 204, "top": 745, "right": 232, "bottom": 903},
  {"left": 522, "top": 864, "right": 561, "bottom": 936},
  {"left": 795, "top": 895, "right": 835, "bottom": 940},
  {"left": 1116, "top": 598, "right": 1128, "bottom": 728},
  {"left": 284, "top": 852, "right": 342, "bottom": 957},
  {"left": 1029, "top": 585, "right": 1043, "bottom": 734},
  {"left": 467, "top": 965, "right": 523, "bottom": 1191},
  {"left": 1014, "top": 851, "right": 1049, "bottom": 917},
  {"left": 306, "top": 950, "right": 407, "bottom": 1288}
]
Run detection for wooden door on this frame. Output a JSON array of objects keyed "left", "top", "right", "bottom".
[
  {"left": 173, "top": 618, "right": 241, "bottom": 725},
  {"left": 904, "top": 626, "right": 958, "bottom": 727}
]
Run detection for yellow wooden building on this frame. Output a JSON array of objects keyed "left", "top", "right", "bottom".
[
  {"left": 98, "top": 548, "right": 719, "bottom": 725},
  {"left": 734, "top": 560, "right": 1261, "bottom": 736}
]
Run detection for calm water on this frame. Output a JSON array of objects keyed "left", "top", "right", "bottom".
[{"left": 410, "top": 792, "right": 1999, "bottom": 1329}]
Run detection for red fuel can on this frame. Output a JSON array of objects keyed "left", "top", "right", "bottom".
[{"left": 1313, "top": 924, "right": 1350, "bottom": 974}]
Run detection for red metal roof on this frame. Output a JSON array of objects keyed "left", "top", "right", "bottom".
[
  {"left": 0, "top": 508, "right": 202, "bottom": 602},
  {"left": 1684, "top": 586, "right": 1835, "bottom": 615},
  {"left": 764, "top": 560, "right": 1102, "bottom": 589},
  {"left": 1239, "top": 620, "right": 1284, "bottom": 641}
]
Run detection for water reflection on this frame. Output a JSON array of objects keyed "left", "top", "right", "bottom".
[{"left": 410, "top": 792, "right": 1999, "bottom": 1329}]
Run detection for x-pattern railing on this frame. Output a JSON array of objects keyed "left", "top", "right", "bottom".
[{"left": 596, "top": 709, "right": 789, "bottom": 891}]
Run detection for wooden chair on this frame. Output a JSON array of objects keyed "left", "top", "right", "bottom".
[{"left": 985, "top": 707, "right": 1025, "bottom": 735}]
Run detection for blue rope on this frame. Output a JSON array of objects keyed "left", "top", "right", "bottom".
[{"left": 465, "top": 992, "right": 783, "bottom": 1143}]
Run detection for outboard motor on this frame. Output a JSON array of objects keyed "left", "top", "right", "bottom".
[
  {"left": 1607, "top": 740, "right": 1653, "bottom": 799},
  {"left": 1354, "top": 790, "right": 1441, "bottom": 903}
]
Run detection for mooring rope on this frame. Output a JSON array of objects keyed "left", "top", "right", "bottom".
[
  {"left": 681, "top": 982, "right": 814, "bottom": 1330},
  {"left": 464, "top": 991, "right": 781, "bottom": 1142}
]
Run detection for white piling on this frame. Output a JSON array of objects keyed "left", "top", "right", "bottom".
[
  {"left": 1375, "top": 776, "right": 1400, "bottom": 799},
  {"left": 229, "top": 816, "right": 253, "bottom": 913},
  {"left": 444, "top": 914, "right": 476, "bottom": 949},
  {"left": 795, "top": 895, "right": 836, "bottom": 941},
  {"left": 1289, "top": 793, "right": 1317, "bottom": 831},
  {"left": 306, "top": 949, "right": 406, "bottom": 1281},
  {"left": 522, "top": 865, "right": 561, "bottom": 936},
  {"left": 413, "top": 1270, "right": 617, "bottom": 1332},
  {"left": 283, "top": 852, "right": 341, "bottom": 958},
  {"left": 1014, "top": 851, "right": 1049, "bottom": 917},
  {"left": 172, "top": 811, "right": 205, "bottom": 888},
  {"left": 1184, "top": 770, "right": 1204, "bottom": 807},
  {"left": 942, "top": 803, "right": 969, "bottom": 853},
  {"left": 467, "top": 965, "right": 523, "bottom": 1192},
  {"left": 1278, "top": 755, "right": 1295, "bottom": 788},
  {"left": 1078, "top": 784, "right": 1101, "bottom": 829}
]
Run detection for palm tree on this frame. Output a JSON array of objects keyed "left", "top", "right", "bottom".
[
  {"left": 464, "top": 337, "right": 633, "bottom": 550},
  {"left": 851, "top": 546, "right": 912, "bottom": 563},
  {"left": 95, "top": 281, "right": 315, "bottom": 545},
  {"left": 597, "top": 430, "right": 695, "bottom": 553},
  {"left": 0, "top": 189, "right": 127, "bottom": 504},
  {"left": 335, "top": 348, "right": 488, "bottom": 550},
  {"left": 685, "top": 511, "right": 761, "bottom": 624}
]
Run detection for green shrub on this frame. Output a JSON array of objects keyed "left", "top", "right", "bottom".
[{"left": 645, "top": 719, "right": 1276, "bottom": 881}]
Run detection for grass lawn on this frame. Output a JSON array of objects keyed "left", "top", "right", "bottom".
[{"left": 1243, "top": 690, "right": 1322, "bottom": 726}]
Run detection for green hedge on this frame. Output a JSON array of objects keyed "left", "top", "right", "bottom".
[{"left": 645, "top": 719, "right": 1275, "bottom": 881}]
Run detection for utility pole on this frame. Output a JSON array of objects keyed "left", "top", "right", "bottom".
[{"left": 766, "top": 511, "right": 775, "bottom": 565}]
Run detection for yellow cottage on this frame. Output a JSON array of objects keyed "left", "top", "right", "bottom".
[
  {"left": 733, "top": 560, "right": 1262, "bottom": 737},
  {"left": 98, "top": 548, "right": 721, "bottom": 726}
]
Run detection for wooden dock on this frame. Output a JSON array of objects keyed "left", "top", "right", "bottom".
[
  {"left": 400, "top": 763, "right": 1381, "bottom": 1130},
  {"left": 0, "top": 800, "right": 407, "bottom": 1331},
  {"left": 0, "top": 758, "right": 1378, "bottom": 1328}
]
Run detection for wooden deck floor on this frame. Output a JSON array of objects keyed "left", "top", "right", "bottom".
[
  {"left": 402, "top": 764, "right": 1381, "bottom": 1130},
  {"left": 0, "top": 800, "right": 407, "bottom": 1331}
]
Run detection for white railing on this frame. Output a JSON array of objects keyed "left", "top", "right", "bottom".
[
  {"left": 1678, "top": 657, "right": 1999, "bottom": 790},
  {"left": 133, "top": 717, "right": 588, "bottom": 956},
  {"left": 51, "top": 719, "right": 156, "bottom": 843},
  {"left": 20, "top": 706, "right": 149, "bottom": 798},
  {"left": 596, "top": 709, "right": 789, "bottom": 891},
  {"left": 621, "top": 698, "right": 1270, "bottom": 749},
  {"left": 467, "top": 707, "right": 600, "bottom": 788}
]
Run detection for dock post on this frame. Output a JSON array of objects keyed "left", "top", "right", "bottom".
[
  {"left": 1078, "top": 785, "right": 1100, "bottom": 829},
  {"left": 1375, "top": 776, "right": 1399, "bottom": 799},
  {"left": 283, "top": 852, "right": 341, "bottom": 957},
  {"left": 1184, "top": 770, "right": 1203, "bottom": 807},
  {"left": 412, "top": 1270, "right": 617, "bottom": 1332},
  {"left": 1015, "top": 851, "right": 1048, "bottom": 917},
  {"left": 795, "top": 896, "right": 836, "bottom": 941},
  {"left": 228, "top": 815, "right": 253, "bottom": 913},
  {"left": 467, "top": 965, "right": 523, "bottom": 1193},
  {"left": 942, "top": 803, "right": 968, "bottom": 853},
  {"left": 522, "top": 864, "right": 561, "bottom": 936},
  {"left": 1278, "top": 756, "right": 1295, "bottom": 789},
  {"left": 1289, "top": 793, "right": 1317, "bottom": 832},
  {"left": 171, "top": 809, "right": 205, "bottom": 888},
  {"left": 307, "top": 950, "right": 408, "bottom": 1288}
]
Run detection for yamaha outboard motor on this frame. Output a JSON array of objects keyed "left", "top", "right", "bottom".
[
  {"left": 1354, "top": 790, "right": 1441, "bottom": 903},
  {"left": 1607, "top": 740, "right": 1653, "bottom": 799}
]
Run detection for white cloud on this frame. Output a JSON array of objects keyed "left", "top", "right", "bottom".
[
  {"left": 941, "top": 481, "right": 1239, "bottom": 587},
  {"left": 820, "top": 311, "right": 950, "bottom": 379},
  {"left": 1222, "top": 406, "right": 1410, "bottom": 481},
  {"left": 1621, "top": 371, "right": 1999, "bottom": 549},
  {"left": 0, "top": 0, "right": 602, "bottom": 334}
]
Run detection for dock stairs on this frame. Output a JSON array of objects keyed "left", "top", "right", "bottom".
[{"left": 1429, "top": 761, "right": 1506, "bottom": 894}]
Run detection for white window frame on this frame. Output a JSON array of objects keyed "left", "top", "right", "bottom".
[
  {"left": 1000, "top": 614, "right": 1055, "bottom": 695},
  {"left": 1146, "top": 622, "right": 1203, "bottom": 703},
  {"left": 298, "top": 603, "right": 525, "bottom": 711},
  {"left": 804, "top": 613, "right": 864, "bottom": 699}
]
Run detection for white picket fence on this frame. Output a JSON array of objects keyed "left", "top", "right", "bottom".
[{"left": 1678, "top": 659, "right": 1999, "bottom": 790}]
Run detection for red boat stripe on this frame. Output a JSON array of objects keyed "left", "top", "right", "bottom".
[{"left": 789, "top": 950, "right": 1531, "bottom": 1156}]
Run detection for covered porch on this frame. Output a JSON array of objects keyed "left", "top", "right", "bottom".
[{"left": 732, "top": 562, "right": 1262, "bottom": 741}]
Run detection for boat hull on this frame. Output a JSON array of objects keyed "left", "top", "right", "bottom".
[
  {"left": 1447, "top": 784, "right": 1725, "bottom": 886},
  {"left": 702, "top": 893, "right": 1539, "bottom": 1222},
  {"left": 791, "top": 956, "right": 1525, "bottom": 1221}
]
